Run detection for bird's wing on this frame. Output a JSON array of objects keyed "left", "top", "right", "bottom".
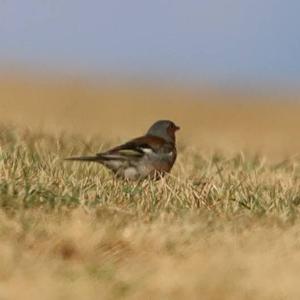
[{"left": 97, "top": 135, "right": 166, "bottom": 159}]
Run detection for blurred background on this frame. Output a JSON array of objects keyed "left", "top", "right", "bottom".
[{"left": 1, "top": 0, "right": 300, "bottom": 157}]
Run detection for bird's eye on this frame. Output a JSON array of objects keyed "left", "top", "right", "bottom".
[{"left": 169, "top": 123, "right": 180, "bottom": 131}]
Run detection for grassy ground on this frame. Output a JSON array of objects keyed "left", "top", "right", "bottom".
[{"left": 1, "top": 74, "right": 300, "bottom": 299}]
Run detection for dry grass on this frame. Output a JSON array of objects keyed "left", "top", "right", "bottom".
[{"left": 1, "top": 73, "right": 300, "bottom": 299}]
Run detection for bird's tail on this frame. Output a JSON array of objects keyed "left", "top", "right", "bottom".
[{"left": 64, "top": 156, "right": 100, "bottom": 162}]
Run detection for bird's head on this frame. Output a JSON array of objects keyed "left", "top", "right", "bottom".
[{"left": 146, "top": 120, "right": 180, "bottom": 143}]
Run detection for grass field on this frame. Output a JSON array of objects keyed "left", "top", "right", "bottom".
[{"left": 1, "top": 73, "right": 300, "bottom": 299}]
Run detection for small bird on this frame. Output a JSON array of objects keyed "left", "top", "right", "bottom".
[{"left": 65, "top": 120, "right": 180, "bottom": 180}]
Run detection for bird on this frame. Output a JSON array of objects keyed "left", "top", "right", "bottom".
[{"left": 65, "top": 120, "right": 180, "bottom": 180}]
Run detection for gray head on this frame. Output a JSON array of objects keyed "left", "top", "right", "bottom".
[{"left": 146, "top": 120, "right": 180, "bottom": 143}]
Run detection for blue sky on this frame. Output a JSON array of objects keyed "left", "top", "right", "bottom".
[{"left": 1, "top": 0, "right": 300, "bottom": 85}]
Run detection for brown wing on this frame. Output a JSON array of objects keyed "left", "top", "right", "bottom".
[{"left": 97, "top": 135, "right": 167, "bottom": 157}]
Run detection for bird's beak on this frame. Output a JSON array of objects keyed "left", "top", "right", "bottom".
[{"left": 175, "top": 125, "right": 180, "bottom": 131}]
